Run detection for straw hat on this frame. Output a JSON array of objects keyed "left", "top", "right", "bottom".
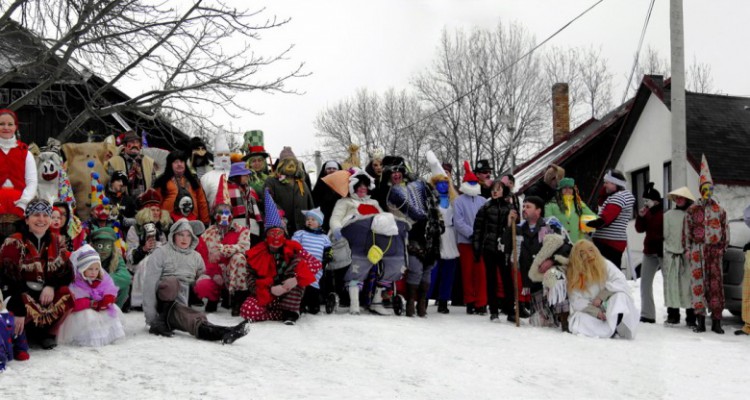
[{"left": 667, "top": 186, "right": 696, "bottom": 202}]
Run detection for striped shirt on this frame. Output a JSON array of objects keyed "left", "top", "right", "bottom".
[
  {"left": 291, "top": 230, "right": 332, "bottom": 289},
  {"left": 593, "top": 190, "right": 635, "bottom": 242}
]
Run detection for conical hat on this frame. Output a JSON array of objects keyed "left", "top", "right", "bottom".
[
  {"left": 321, "top": 170, "right": 352, "bottom": 197},
  {"left": 214, "top": 128, "right": 230, "bottom": 154},
  {"left": 667, "top": 186, "right": 696, "bottom": 202},
  {"left": 426, "top": 150, "right": 446, "bottom": 178},
  {"left": 699, "top": 154, "right": 713, "bottom": 188},
  {"left": 462, "top": 161, "right": 478, "bottom": 183}
]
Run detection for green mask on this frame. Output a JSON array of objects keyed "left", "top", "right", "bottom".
[{"left": 93, "top": 240, "right": 114, "bottom": 260}]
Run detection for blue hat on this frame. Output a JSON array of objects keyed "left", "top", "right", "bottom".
[
  {"left": 263, "top": 189, "right": 285, "bottom": 230},
  {"left": 302, "top": 208, "right": 324, "bottom": 226},
  {"left": 229, "top": 162, "right": 252, "bottom": 178}
]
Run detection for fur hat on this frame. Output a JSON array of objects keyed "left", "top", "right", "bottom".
[
  {"left": 368, "top": 146, "right": 385, "bottom": 162},
  {"left": 138, "top": 189, "right": 162, "bottom": 209},
  {"left": 544, "top": 164, "right": 565, "bottom": 186},
  {"left": 348, "top": 168, "right": 375, "bottom": 196},
  {"left": 190, "top": 136, "right": 207, "bottom": 150}
]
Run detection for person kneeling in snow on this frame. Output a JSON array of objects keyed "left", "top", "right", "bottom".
[
  {"left": 142, "top": 218, "right": 248, "bottom": 344},
  {"left": 57, "top": 245, "right": 125, "bottom": 347},
  {"left": 566, "top": 240, "right": 638, "bottom": 339},
  {"left": 240, "top": 190, "right": 322, "bottom": 325}
]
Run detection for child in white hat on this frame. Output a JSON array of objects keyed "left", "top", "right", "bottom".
[{"left": 57, "top": 244, "right": 125, "bottom": 347}]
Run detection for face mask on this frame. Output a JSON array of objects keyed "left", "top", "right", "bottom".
[
  {"left": 94, "top": 241, "right": 113, "bottom": 260},
  {"left": 265, "top": 228, "right": 286, "bottom": 249},
  {"left": 216, "top": 208, "right": 232, "bottom": 226},
  {"left": 436, "top": 181, "right": 449, "bottom": 195},
  {"left": 215, "top": 155, "right": 231, "bottom": 173},
  {"left": 178, "top": 196, "right": 194, "bottom": 216}
]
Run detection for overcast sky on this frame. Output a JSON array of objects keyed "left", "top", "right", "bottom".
[{"left": 217, "top": 0, "right": 750, "bottom": 168}]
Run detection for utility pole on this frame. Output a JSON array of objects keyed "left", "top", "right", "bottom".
[
  {"left": 314, "top": 150, "right": 322, "bottom": 173},
  {"left": 670, "top": 0, "right": 687, "bottom": 189}
]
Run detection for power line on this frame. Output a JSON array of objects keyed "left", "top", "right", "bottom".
[
  {"left": 621, "top": 0, "right": 656, "bottom": 103},
  {"left": 393, "top": 0, "right": 607, "bottom": 135}
]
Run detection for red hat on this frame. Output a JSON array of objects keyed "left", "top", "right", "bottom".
[
  {"left": 462, "top": 161, "right": 479, "bottom": 183},
  {"left": 138, "top": 189, "right": 162, "bottom": 209}
]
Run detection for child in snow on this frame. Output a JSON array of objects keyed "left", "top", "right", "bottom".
[
  {"left": 1, "top": 288, "right": 30, "bottom": 371},
  {"left": 291, "top": 208, "right": 331, "bottom": 314},
  {"left": 57, "top": 245, "right": 126, "bottom": 347}
]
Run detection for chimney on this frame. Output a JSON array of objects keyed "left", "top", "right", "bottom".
[{"left": 552, "top": 83, "right": 570, "bottom": 143}]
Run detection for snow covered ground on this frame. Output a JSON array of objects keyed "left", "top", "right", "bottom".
[{"left": 3, "top": 273, "right": 747, "bottom": 399}]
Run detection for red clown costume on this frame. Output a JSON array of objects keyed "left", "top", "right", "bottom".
[{"left": 239, "top": 189, "right": 322, "bottom": 325}]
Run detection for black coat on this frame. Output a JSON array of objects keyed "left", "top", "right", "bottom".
[{"left": 472, "top": 198, "right": 512, "bottom": 256}]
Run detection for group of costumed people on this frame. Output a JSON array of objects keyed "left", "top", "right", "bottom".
[{"left": 1, "top": 106, "right": 748, "bottom": 372}]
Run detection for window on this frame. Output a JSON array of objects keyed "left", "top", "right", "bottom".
[
  {"left": 663, "top": 162, "right": 672, "bottom": 210},
  {"left": 630, "top": 167, "right": 650, "bottom": 216}
]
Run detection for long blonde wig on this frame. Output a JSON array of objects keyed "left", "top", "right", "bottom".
[
  {"left": 429, "top": 174, "right": 458, "bottom": 204},
  {"left": 566, "top": 239, "right": 607, "bottom": 292}
]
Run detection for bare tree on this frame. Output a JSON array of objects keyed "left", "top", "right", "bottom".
[
  {"left": 578, "top": 46, "right": 613, "bottom": 119},
  {"left": 0, "top": 0, "right": 306, "bottom": 141},
  {"left": 687, "top": 55, "right": 714, "bottom": 93}
]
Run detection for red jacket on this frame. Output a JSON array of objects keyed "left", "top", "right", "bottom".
[
  {"left": 635, "top": 207, "right": 664, "bottom": 256},
  {"left": 245, "top": 240, "right": 322, "bottom": 306}
]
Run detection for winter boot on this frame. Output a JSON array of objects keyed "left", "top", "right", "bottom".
[
  {"left": 282, "top": 311, "right": 300, "bottom": 326},
  {"left": 40, "top": 334, "right": 57, "bottom": 350},
  {"left": 302, "top": 287, "right": 321, "bottom": 315},
  {"left": 466, "top": 303, "right": 475, "bottom": 315},
  {"left": 369, "top": 287, "right": 389, "bottom": 315},
  {"left": 474, "top": 305, "right": 487, "bottom": 316},
  {"left": 204, "top": 300, "right": 219, "bottom": 313},
  {"left": 348, "top": 285, "right": 360, "bottom": 315},
  {"left": 665, "top": 308, "right": 680, "bottom": 325},
  {"left": 437, "top": 300, "right": 450, "bottom": 314},
  {"left": 417, "top": 282, "right": 430, "bottom": 318},
  {"left": 149, "top": 301, "right": 175, "bottom": 337},
  {"left": 197, "top": 322, "right": 228, "bottom": 341},
  {"left": 489, "top": 313, "right": 500, "bottom": 322},
  {"left": 685, "top": 308, "right": 697, "bottom": 327},
  {"left": 222, "top": 320, "right": 250, "bottom": 344},
  {"left": 611, "top": 313, "right": 624, "bottom": 338},
  {"left": 220, "top": 288, "right": 231, "bottom": 309},
  {"left": 711, "top": 318, "right": 725, "bottom": 334},
  {"left": 693, "top": 315, "right": 706, "bottom": 333},
  {"left": 231, "top": 290, "right": 250, "bottom": 317},
  {"left": 559, "top": 312, "right": 570, "bottom": 333},
  {"left": 406, "top": 284, "right": 418, "bottom": 317}
]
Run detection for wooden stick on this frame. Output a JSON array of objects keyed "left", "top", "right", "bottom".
[{"left": 511, "top": 221, "right": 520, "bottom": 327}]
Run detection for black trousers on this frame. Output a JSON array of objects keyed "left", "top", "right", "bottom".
[{"left": 594, "top": 239, "right": 623, "bottom": 269}]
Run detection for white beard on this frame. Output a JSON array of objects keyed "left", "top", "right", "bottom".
[
  {"left": 460, "top": 182, "right": 481, "bottom": 196},
  {"left": 215, "top": 155, "right": 231, "bottom": 173}
]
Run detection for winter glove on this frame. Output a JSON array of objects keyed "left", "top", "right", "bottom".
[
  {"left": 585, "top": 218, "right": 606, "bottom": 229},
  {"left": 333, "top": 228, "right": 343, "bottom": 241},
  {"left": 322, "top": 246, "right": 334, "bottom": 265},
  {"left": 73, "top": 298, "right": 92, "bottom": 312},
  {"left": 270, "top": 285, "right": 286, "bottom": 297}
]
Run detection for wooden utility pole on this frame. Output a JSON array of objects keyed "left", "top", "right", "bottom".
[{"left": 670, "top": 0, "right": 687, "bottom": 189}]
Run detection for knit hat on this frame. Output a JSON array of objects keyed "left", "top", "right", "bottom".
[
  {"left": 229, "top": 162, "right": 252, "bottom": 178},
  {"left": 642, "top": 182, "right": 661, "bottom": 202},
  {"left": 25, "top": 198, "right": 52, "bottom": 218},
  {"left": 70, "top": 244, "right": 101, "bottom": 274},
  {"left": 278, "top": 146, "right": 296, "bottom": 161},
  {"left": 699, "top": 154, "right": 713, "bottom": 189},
  {"left": 558, "top": 177, "right": 575, "bottom": 189},
  {"left": 89, "top": 227, "right": 118, "bottom": 242},
  {"left": 263, "top": 189, "right": 285, "bottom": 230},
  {"left": 138, "top": 189, "right": 162, "bottom": 209},
  {"left": 302, "top": 208, "right": 324, "bottom": 226},
  {"left": 462, "top": 161, "right": 479, "bottom": 183}
]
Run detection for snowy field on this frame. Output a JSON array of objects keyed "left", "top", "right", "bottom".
[{"left": 3, "top": 273, "right": 747, "bottom": 400}]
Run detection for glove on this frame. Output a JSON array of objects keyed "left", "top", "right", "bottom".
[
  {"left": 270, "top": 285, "right": 286, "bottom": 297},
  {"left": 586, "top": 218, "right": 605, "bottom": 229},
  {"left": 333, "top": 229, "right": 343, "bottom": 241},
  {"left": 322, "top": 246, "right": 334, "bottom": 265},
  {"left": 73, "top": 298, "right": 92, "bottom": 311}
]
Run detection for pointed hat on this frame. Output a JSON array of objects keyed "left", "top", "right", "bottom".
[
  {"left": 263, "top": 189, "right": 285, "bottom": 230},
  {"left": 321, "top": 169, "right": 352, "bottom": 198},
  {"left": 214, "top": 127, "right": 230, "bottom": 154},
  {"left": 462, "top": 161, "right": 479, "bottom": 183},
  {"left": 426, "top": 150, "right": 447, "bottom": 178},
  {"left": 699, "top": 154, "right": 713, "bottom": 188}
]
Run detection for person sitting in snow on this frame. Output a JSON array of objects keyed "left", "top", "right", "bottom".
[
  {"left": 0, "top": 287, "right": 30, "bottom": 371},
  {"left": 240, "top": 190, "right": 322, "bottom": 325},
  {"left": 57, "top": 245, "right": 125, "bottom": 347},
  {"left": 291, "top": 207, "right": 331, "bottom": 315},
  {"left": 142, "top": 218, "right": 249, "bottom": 344},
  {"left": 566, "top": 240, "right": 638, "bottom": 339},
  {"left": 195, "top": 203, "right": 252, "bottom": 316}
]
